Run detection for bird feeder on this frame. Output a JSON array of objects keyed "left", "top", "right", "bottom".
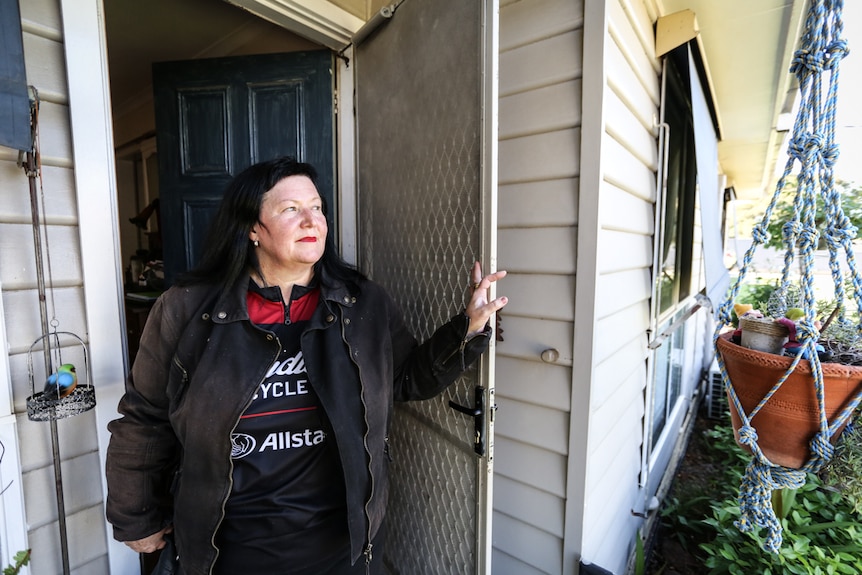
[{"left": 25, "top": 331, "right": 96, "bottom": 422}]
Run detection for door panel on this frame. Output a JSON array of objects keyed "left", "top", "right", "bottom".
[
  {"left": 249, "top": 81, "right": 304, "bottom": 159},
  {"left": 355, "top": 0, "right": 494, "bottom": 573},
  {"left": 153, "top": 51, "right": 333, "bottom": 283},
  {"left": 178, "top": 87, "right": 231, "bottom": 175}
]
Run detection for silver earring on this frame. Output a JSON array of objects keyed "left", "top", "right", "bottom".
[{"left": 253, "top": 240, "right": 259, "bottom": 247}]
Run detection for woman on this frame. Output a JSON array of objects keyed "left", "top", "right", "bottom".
[{"left": 106, "top": 157, "right": 507, "bottom": 575}]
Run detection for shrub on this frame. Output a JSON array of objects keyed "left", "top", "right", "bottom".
[
  {"left": 659, "top": 418, "right": 862, "bottom": 574},
  {"left": 701, "top": 476, "right": 862, "bottom": 574},
  {"left": 823, "top": 420, "right": 862, "bottom": 515},
  {"left": 694, "top": 423, "right": 862, "bottom": 574}
]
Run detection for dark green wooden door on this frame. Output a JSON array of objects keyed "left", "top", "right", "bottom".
[{"left": 153, "top": 50, "right": 333, "bottom": 284}]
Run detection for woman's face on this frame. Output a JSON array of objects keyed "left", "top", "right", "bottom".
[{"left": 249, "top": 175, "right": 327, "bottom": 280}]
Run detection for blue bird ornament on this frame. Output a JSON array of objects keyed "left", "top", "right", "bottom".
[{"left": 43, "top": 363, "right": 77, "bottom": 400}]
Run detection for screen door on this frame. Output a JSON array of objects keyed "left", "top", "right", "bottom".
[{"left": 354, "top": 0, "right": 497, "bottom": 573}]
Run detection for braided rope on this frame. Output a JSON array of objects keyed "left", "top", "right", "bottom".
[{"left": 713, "top": 0, "right": 862, "bottom": 552}]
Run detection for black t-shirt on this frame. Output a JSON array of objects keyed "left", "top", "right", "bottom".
[{"left": 214, "top": 287, "right": 350, "bottom": 574}]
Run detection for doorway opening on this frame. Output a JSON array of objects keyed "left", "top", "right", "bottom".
[{"left": 104, "top": 0, "right": 324, "bottom": 360}]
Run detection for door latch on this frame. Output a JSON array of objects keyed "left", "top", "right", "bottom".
[{"left": 449, "top": 386, "right": 486, "bottom": 456}]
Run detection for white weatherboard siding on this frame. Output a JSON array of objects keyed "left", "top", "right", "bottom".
[
  {"left": 494, "top": 0, "right": 582, "bottom": 573},
  {"left": 580, "top": 0, "right": 714, "bottom": 569},
  {"left": 578, "top": 0, "right": 660, "bottom": 571},
  {"left": 0, "top": 0, "right": 110, "bottom": 572},
  {"left": 0, "top": 1, "right": 722, "bottom": 574}
]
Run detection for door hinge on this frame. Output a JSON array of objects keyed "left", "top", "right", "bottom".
[{"left": 333, "top": 92, "right": 338, "bottom": 115}]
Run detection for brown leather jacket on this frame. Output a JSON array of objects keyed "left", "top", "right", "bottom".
[{"left": 106, "top": 272, "right": 490, "bottom": 575}]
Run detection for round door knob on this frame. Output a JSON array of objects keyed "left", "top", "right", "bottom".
[{"left": 541, "top": 348, "right": 559, "bottom": 363}]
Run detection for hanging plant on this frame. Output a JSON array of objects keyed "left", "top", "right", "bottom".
[{"left": 713, "top": 0, "right": 862, "bottom": 554}]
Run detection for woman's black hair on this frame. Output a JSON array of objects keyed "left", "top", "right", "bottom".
[{"left": 177, "top": 156, "right": 364, "bottom": 293}]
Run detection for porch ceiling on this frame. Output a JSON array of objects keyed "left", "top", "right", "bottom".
[
  {"left": 106, "top": 0, "right": 808, "bottom": 200},
  {"left": 106, "top": 0, "right": 267, "bottom": 114},
  {"left": 660, "top": 0, "right": 807, "bottom": 200}
]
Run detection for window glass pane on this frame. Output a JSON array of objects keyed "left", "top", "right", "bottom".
[
  {"left": 651, "top": 311, "right": 687, "bottom": 448},
  {"left": 651, "top": 337, "right": 670, "bottom": 448},
  {"left": 659, "top": 138, "right": 681, "bottom": 313},
  {"left": 670, "top": 322, "right": 684, "bottom": 402},
  {"left": 658, "top": 49, "right": 698, "bottom": 315}
]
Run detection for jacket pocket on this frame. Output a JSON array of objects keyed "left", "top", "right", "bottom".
[{"left": 166, "top": 354, "right": 190, "bottom": 414}]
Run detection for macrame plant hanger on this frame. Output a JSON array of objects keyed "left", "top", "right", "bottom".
[
  {"left": 18, "top": 87, "right": 96, "bottom": 575},
  {"left": 714, "top": 0, "right": 862, "bottom": 553}
]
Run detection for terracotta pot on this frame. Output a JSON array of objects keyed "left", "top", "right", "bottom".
[{"left": 716, "top": 332, "right": 862, "bottom": 469}]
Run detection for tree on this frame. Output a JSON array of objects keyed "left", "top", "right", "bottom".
[{"left": 738, "top": 179, "right": 862, "bottom": 250}]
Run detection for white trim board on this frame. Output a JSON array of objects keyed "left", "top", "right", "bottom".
[
  {"left": 225, "top": 0, "right": 364, "bottom": 50},
  {"left": 58, "top": 0, "right": 135, "bottom": 572},
  {"left": 0, "top": 283, "right": 29, "bottom": 573}
]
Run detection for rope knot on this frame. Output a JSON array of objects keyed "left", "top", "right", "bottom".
[
  {"left": 737, "top": 424, "right": 758, "bottom": 447},
  {"left": 809, "top": 431, "right": 835, "bottom": 461},
  {"left": 797, "top": 226, "right": 820, "bottom": 252},
  {"left": 751, "top": 224, "right": 770, "bottom": 244},
  {"left": 735, "top": 461, "right": 806, "bottom": 553},
  {"left": 821, "top": 143, "right": 840, "bottom": 167},
  {"left": 825, "top": 222, "right": 857, "bottom": 248},
  {"left": 788, "top": 134, "right": 808, "bottom": 161},
  {"left": 796, "top": 320, "right": 819, "bottom": 343},
  {"left": 782, "top": 221, "right": 802, "bottom": 242},
  {"left": 791, "top": 48, "right": 825, "bottom": 74},
  {"left": 825, "top": 39, "right": 849, "bottom": 68},
  {"left": 804, "top": 133, "right": 825, "bottom": 164}
]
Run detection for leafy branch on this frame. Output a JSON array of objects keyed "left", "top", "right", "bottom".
[{"left": 3, "top": 549, "right": 30, "bottom": 575}]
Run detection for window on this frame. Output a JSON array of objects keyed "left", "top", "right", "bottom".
[
  {"left": 657, "top": 48, "right": 698, "bottom": 318},
  {"left": 645, "top": 43, "right": 720, "bottom": 488}
]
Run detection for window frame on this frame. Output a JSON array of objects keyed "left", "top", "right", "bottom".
[
  {"left": 642, "top": 43, "right": 715, "bottom": 493},
  {"left": 656, "top": 47, "right": 698, "bottom": 322}
]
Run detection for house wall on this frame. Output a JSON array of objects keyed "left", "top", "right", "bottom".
[
  {"left": 574, "top": 0, "right": 660, "bottom": 571},
  {"left": 493, "top": 0, "right": 582, "bottom": 573},
  {"left": 1, "top": 1, "right": 720, "bottom": 573},
  {"left": 0, "top": 0, "right": 110, "bottom": 572},
  {"left": 495, "top": 0, "right": 713, "bottom": 573}
]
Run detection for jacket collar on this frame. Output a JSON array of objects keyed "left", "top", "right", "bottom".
[{"left": 210, "top": 269, "right": 356, "bottom": 324}]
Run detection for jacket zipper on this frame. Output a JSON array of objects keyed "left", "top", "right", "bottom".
[
  {"left": 207, "top": 330, "right": 281, "bottom": 575},
  {"left": 438, "top": 320, "right": 473, "bottom": 373},
  {"left": 170, "top": 357, "right": 189, "bottom": 566},
  {"left": 339, "top": 308, "right": 375, "bottom": 574}
]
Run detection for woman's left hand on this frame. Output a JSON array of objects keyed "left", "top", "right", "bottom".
[{"left": 466, "top": 261, "right": 508, "bottom": 336}]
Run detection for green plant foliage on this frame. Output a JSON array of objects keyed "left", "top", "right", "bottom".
[
  {"left": 823, "top": 421, "right": 862, "bottom": 515},
  {"left": 659, "top": 420, "right": 750, "bottom": 552},
  {"left": 728, "top": 279, "right": 781, "bottom": 326},
  {"left": 3, "top": 550, "right": 30, "bottom": 575},
  {"left": 635, "top": 530, "right": 646, "bottom": 575},
  {"left": 659, "top": 419, "right": 862, "bottom": 574},
  {"left": 737, "top": 180, "right": 862, "bottom": 251},
  {"left": 701, "top": 475, "right": 862, "bottom": 574}
]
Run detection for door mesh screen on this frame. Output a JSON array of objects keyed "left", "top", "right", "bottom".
[{"left": 355, "top": 0, "right": 482, "bottom": 572}]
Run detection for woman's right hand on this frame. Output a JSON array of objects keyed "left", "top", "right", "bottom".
[{"left": 125, "top": 525, "right": 172, "bottom": 553}]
